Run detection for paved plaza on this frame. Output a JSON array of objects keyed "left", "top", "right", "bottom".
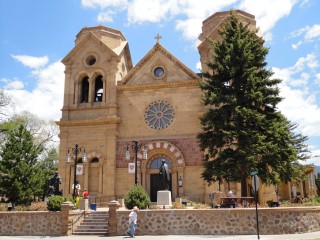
[{"left": 0, "top": 232, "right": 320, "bottom": 240}]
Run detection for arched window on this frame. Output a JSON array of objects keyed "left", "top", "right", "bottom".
[
  {"left": 91, "top": 158, "right": 99, "bottom": 163},
  {"left": 94, "top": 75, "right": 103, "bottom": 102},
  {"left": 150, "top": 157, "right": 171, "bottom": 169},
  {"left": 81, "top": 76, "right": 89, "bottom": 103}
]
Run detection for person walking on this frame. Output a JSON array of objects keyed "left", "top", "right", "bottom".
[{"left": 127, "top": 206, "right": 138, "bottom": 238}]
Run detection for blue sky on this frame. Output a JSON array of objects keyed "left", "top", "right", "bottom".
[{"left": 0, "top": 0, "right": 320, "bottom": 165}]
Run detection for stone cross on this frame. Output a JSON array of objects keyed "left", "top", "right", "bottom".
[{"left": 155, "top": 33, "right": 162, "bottom": 43}]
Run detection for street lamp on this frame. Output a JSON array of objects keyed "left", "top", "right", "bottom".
[
  {"left": 66, "top": 144, "right": 87, "bottom": 200},
  {"left": 178, "top": 176, "right": 183, "bottom": 187},
  {"left": 125, "top": 140, "right": 147, "bottom": 185}
]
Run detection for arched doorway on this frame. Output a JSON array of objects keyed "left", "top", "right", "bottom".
[
  {"left": 149, "top": 157, "right": 172, "bottom": 202},
  {"left": 140, "top": 140, "right": 185, "bottom": 202}
]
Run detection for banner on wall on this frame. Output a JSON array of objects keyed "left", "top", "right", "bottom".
[
  {"left": 76, "top": 165, "right": 83, "bottom": 175},
  {"left": 128, "top": 163, "right": 135, "bottom": 173}
]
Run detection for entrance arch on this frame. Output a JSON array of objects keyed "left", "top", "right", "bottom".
[
  {"left": 149, "top": 157, "right": 172, "bottom": 202},
  {"left": 139, "top": 141, "right": 185, "bottom": 201}
]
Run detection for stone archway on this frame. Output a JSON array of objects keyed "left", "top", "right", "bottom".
[{"left": 138, "top": 141, "right": 185, "bottom": 200}]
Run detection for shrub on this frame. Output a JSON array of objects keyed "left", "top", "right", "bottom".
[
  {"left": 124, "top": 185, "right": 150, "bottom": 210},
  {"left": 148, "top": 204, "right": 160, "bottom": 209},
  {"left": 171, "top": 202, "right": 186, "bottom": 209},
  {"left": 47, "top": 196, "right": 65, "bottom": 211},
  {"left": 27, "top": 202, "right": 47, "bottom": 211},
  {"left": 0, "top": 203, "right": 7, "bottom": 211},
  {"left": 193, "top": 203, "right": 210, "bottom": 209}
]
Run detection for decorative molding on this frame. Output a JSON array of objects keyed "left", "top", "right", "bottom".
[
  {"left": 142, "top": 140, "right": 185, "bottom": 167},
  {"left": 57, "top": 118, "right": 120, "bottom": 127},
  {"left": 117, "top": 80, "right": 199, "bottom": 92}
]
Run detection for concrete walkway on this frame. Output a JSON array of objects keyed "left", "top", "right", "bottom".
[{"left": 0, "top": 232, "right": 320, "bottom": 240}]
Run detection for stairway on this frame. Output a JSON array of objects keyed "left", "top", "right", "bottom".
[{"left": 73, "top": 211, "right": 109, "bottom": 235}]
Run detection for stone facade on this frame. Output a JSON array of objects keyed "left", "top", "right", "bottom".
[{"left": 56, "top": 9, "right": 317, "bottom": 205}]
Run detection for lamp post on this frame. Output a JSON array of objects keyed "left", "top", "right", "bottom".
[
  {"left": 66, "top": 144, "right": 87, "bottom": 200},
  {"left": 125, "top": 140, "right": 147, "bottom": 185},
  {"left": 178, "top": 176, "right": 183, "bottom": 188}
]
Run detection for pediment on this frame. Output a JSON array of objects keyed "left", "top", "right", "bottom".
[
  {"left": 62, "top": 32, "right": 119, "bottom": 64},
  {"left": 120, "top": 43, "right": 200, "bottom": 86}
]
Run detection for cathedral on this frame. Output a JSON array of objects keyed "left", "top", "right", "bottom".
[{"left": 57, "top": 10, "right": 316, "bottom": 205}]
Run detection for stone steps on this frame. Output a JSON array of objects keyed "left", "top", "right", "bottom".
[{"left": 73, "top": 211, "right": 109, "bottom": 235}]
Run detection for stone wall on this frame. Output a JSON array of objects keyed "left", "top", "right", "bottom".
[
  {"left": 114, "top": 207, "right": 320, "bottom": 235},
  {"left": 0, "top": 211, "right": 62, "bottom": 236},
  {"left": 0, "top": 202, "right": 74, "bottom": 236}
]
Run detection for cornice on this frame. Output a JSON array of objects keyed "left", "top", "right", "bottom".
[
  {"left": 117, "top": 80, "right": 199, "bottom": 92},
  {"left": 56, "top": 118, "right": 120, "bottom": 127}
]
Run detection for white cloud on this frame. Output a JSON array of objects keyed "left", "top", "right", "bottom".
[
  {"left": 315, "top": 73, "right": 320, "bottom": 84},
  {"left": 5, "top": 60, "right": 64, "bottom": 121},
  {"left": 80, "top": 0, "right": 302, "bottom": 44},
  {"left": 127, "top": 0, "right": 182, "bottom": 24},
  {"left": 273, "top": 54, "right": 320, "bottom": 137},
  {"left": 97, "top": 10, "right": 116, "bottom": 22},
  {"left": 290, "top": 24, "right": 320, "bottom": 48},
  {"left": 1, "top": 78, "right": 25, "bottom": 90},
  {"left": 292, "top": 40, "right": 302, "bottom": 49},
  {"left": 304, "top": 24, "right": 320, "bottom": 41},
  {"left": 11, "top": 55, "right": 49, "bottom": 69},
  {"left": 81, "top": 0, "right": 129, "bottom": 9},
  {"left": 238, "top": 0, "right": 298, "bottom": 41}
]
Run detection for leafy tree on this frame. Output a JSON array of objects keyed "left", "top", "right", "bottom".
[
  {"left": 0, "top": 89, "right": 12, "bottom": 122},
  {"left": 0, "top": 125, "right": 45, "bottom": 204},
  {"left": 315, "top": 172, "right": 320, "bottom": 195},
  {"left": 40, "top": 147, "right": 59, "bottom": 199},
  {"left": 7, "top": 111, "right": 59, "bottom": 149},
  {"left": 197, "top": 11, "right": 309, "bottom": 196}
]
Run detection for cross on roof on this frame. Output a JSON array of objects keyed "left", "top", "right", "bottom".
[{"left": 155, "top": 33, "right": 162, "bottom": 43}]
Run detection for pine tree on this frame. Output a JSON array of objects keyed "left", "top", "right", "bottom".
[
  {"left": 0, "top": 125, "right": 44, "bottom": 204},
  {"left": 197, "top": 11, "right": 309, "bottom": 195}
]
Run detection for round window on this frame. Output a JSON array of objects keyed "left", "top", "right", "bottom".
[
  {"left": 144, "top": 100, "right": 174, "bottom": 130},
  {"left": 86, "top": 55, "right": 96, "bottom": 66},
  {"left": 153, "top": 67, "right": 164, "bottom": 78}
]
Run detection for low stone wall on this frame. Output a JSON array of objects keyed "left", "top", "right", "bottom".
[
  {"left": 0, "top": 211, "right": 61, "bottom": 236},
  {"left": 0, "top": 202, "right": 74, "bottom": 236},
  {"left": 114, "top": 207, "right": 320, "bottom": 235}
]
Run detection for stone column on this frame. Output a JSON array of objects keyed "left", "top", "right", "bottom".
[
  {"left": 84, "top": 163, "right": 89, "bottom": 190},
  {"left": 60, "top": 202, "right": 74, "bottom": 235},
  {"left": 88, "top": 76, "right": 93, "bottom": 103},
  {"left": 108, "top": 200, "right": 120, "bottom": 236}
]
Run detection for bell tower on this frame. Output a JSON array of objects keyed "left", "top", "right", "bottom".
[
  {"left": 57, "top": 26, "right": 133, "bottom": 200},
  {"left": 197, "top": 10, "right": 256, "bottom": 73}
]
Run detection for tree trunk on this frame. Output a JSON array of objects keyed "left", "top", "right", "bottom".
[{"left": 241, "top": 176, "right": 247, "bottom": 197}]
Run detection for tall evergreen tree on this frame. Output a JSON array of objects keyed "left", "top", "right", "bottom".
[
  {"left": 0, "top": 125, "right": 44, "bottom": 204},
  {"left": 197, "top": 11, "right": 309, "bottom": 195}
]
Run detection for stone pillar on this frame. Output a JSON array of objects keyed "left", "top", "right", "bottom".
[
  {"left": 84, "top": 164, "right": 89, "bottom": 190},
  {"left": 88, "top": 77, "right": 93, "bottom": 103},
  {"left": 108, "top": 200, "right": 120, "bottom": 236},
  {"left": 60, "top": 202, "right": 74, "bottom": 236}
]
